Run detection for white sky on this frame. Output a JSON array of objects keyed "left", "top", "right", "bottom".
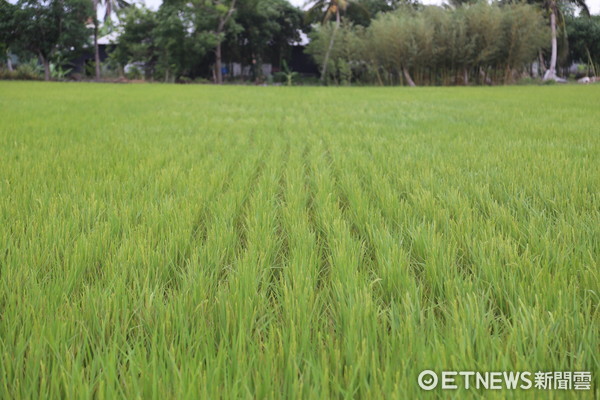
[{"left": 140, "top": 0, "right": 600, "bottom": 15}]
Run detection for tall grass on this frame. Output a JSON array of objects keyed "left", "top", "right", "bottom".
[{"left": 0, "top": 82, "right": 598, "bottom": 398}]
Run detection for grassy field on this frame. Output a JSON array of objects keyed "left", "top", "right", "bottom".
[{"left": 0, "top": 81, "right": 598, "bottom": 398}]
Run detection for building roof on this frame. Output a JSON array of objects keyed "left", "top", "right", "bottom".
[{"left": 98, "top": 31, "right": 120, "bottom": 45}]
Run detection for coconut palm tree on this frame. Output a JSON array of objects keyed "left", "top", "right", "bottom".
[
  {"left": 542, "top": 0, "right": 589, "bottom": 80},
  {"left": 92, "top": 0, "right": 129, "bottom": 81},
  {"left": 306, "top": 0, "right": 349, "bottom": 81}
]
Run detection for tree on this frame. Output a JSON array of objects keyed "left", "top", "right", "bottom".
[
  {"left": 307, "top": 0, "right": 350, "bottom": 82},
  {"left": 306, "top": 21, "right": 364, "bottom": 84},
  {"left": 154, "top": 0, "right": 197, "bottom": 82},
  {"left": 111, "top": 2, "right": 219, "bottom": 82},
  {"left": 308, "top": 3, "right": 548, "bottom": 86},
  {"left": 202, "top": 0, "right": 238, "bottom": 84},
  {"left": 109, "top": 6, "right": 158, "bottom": 79},
  {"left": 225, "top": 0, "right": 303, "bottom": 80},
  {"left": 306, "top": 0, "right": 418, "bottom": 82},
  {"left": 10, "top": 0, "right": 91, "bottom": 80},
  {"left": 516, "top": 0, "right": 590, "bottom": 80},
  {"left": 154, "top": 0, "right": 221, "bottom": 81},
  {"left": 462, "top": 3, "right": 504, "bottom": 83},
  {"left": 92, "top": 0, "right": 129, "bottom": 81},
  {"left": 368, "top": 9, "right": 423, "bottom": 85},
  {"left": 500, "top": 3, "right": 548, "bottom": 82},
  {"left": 566, "top": 14, "right": 600, "bottom": 74},
  {"left": 0, "top": 0, "right": 18, "bottom": 71},
  {"left": 305, "top": 0, "right": 392, "bottom": 27},
  {"left": 345, "top": 0, "right": 413, "bottom": 27}
]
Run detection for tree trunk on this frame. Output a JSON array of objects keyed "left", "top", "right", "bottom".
[
  {"left": 538, "top": 50, "right": 547, "bottom": 75},
  {"left": 94, "top": 16, "right": 101, "bottom": 81},
  {"left": 321, "top": 9, "right": 340, "bottom": 83},
  {"left": 463, "top": 68, "right": 468, "bottom": 85},
  {"left": 504, "top": 64, "right": 512, "bottom": 84},
  {"left": 214, "top": 0, "right": 236, "bottom": 85},
  {"left": 6, "top": 49, "right": 13, "bottom": 72},
  {"left": 402, "top": 66, "right": 416, "bottom": 87},
  {"left": 252, "top": 54, "right": 262, "bottom": 83},
  {"left": 479, "top": 67, "right": 492, "bottom": 85},
  {"left": 374, "top": 66, "right": 383, "bottom": 86},
  {"left": 215, "top": 41, "right": 223, "bottom": 84},
  {"left": 544, "top": 4, "right": 558, "bottom": 81},
  {"left": 40, "top": 54, "right": 50, "bottom": 81}
]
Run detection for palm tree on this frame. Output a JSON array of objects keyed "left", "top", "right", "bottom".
[
  {"left": 92, "top": 0, "right": 129, "bottom": 81},
  {"left": 542, "top": 0, "right": 589, "bottom": 80},
  {"left": 307, "top": 0, "right": 349, "bottom": 82}
]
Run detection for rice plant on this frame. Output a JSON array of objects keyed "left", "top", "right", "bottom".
[{"left": 0, "top": 81, "right": 598, "bottom": 399}]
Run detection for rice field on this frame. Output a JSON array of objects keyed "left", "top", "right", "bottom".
[{"left": 0, "top": 81, "right": 598, "bottom": 399}]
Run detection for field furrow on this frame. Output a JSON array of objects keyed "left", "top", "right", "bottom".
[{"left": 0, "top": 82, "right": 598, "bottom": 399}]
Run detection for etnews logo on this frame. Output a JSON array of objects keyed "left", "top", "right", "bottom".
[{"left": 418, "top": 370, "right": 592, "bottom": 391}]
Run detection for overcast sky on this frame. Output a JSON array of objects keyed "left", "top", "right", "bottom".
[{"left": 140, "top": 0, "right": 600, "bottom": 15}]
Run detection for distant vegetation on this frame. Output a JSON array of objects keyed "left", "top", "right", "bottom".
[
  {"left": 307, "top": 3, "right": 548, "bottom": 85},
  {"left": 1, "top": 0, "right": 600, "bottom": 84},
  {"left": 1, "top": 0, "right": 599, "bottom": 84}
]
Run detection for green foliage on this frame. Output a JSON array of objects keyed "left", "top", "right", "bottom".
[
  {"left": 109, "top": 6, "right": 158, "bottom": 79},
  {"left": 306, "top": 22, "right": 366, "bottom": 84},
  {"left": 566, "top": 15, "right": 600, "bottom": 70},
  {"left": 83, "top": 59, "right": 97, "bottom": 78},
  {"left": 49, "top": 51, "right": 74, "bottom": 80},
  {"left": 226, "top": 0, "right": 303, "bottom": 72},
  {"left": 49, "top": 64, "right": 71, "bottom": 80},
  {"left": 0, "top": 58, "right": 42, "bottom": 80},
  {"left": 278, "top": 59, "right": 298, "bottom": 85},
  {"left": 308, "top": 3, "right": 550, "bottom": 85},
  {"left": 0, "top": 1, "right": 17, "bottom": 66},
  {"left": 125, "top": 64, "right": 143, "bottom": 80},
  {"left": 0, "top": 81, "right": 598, "bottom": 398},
  {"left": 498, "top": 4, "right": 548, "bottom": 82},
  {"left": 10, "top": 0, "right": 91, "bottom": 78},
  {"left": 348, "top": 0, "right": 416, "bottom": 26},
  {"left": 502, "top": 0, "right": 591, "bottom": 79},
  {"left": 305, "top": 0, "right": 413, "bottom": 27},
  {"left": 110, "top": 0, "right": 302, "bottom": 82}
]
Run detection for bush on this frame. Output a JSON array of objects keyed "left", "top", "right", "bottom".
[
  {"left": 0, "top": 69, "right": 16, "bottom": 80},
  {"left": 125, "top": 65, "right": 143, "bottom": 80},
  {"left": 0, "top": 60, "right": 42, "bottom": 80},
  {"left": 18, "top": 60, "right": 43, "bottom": 80},
  {"left": 50, "top": 63, "right": 72, "bottom": 80}
]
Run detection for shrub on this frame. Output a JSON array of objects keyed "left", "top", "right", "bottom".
[
  {"left": 0, "top": 60, "right": 42, "bottom": 80},
  {"left": 125, "top": 65, "right": 143, "bottom": 80}
]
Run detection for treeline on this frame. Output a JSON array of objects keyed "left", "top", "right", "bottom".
[
  {"left": 567, "top": 14, "right": 600, "bottom": 75},
  {"left": 307, "top": 3, "right": 549, "bottom": 85},
  {"left": 0, "top": 0, "right": 91, "bottom": 81},
  {"left": 1, "top": 0, "right": 599, "bottom": 84},
  {"left": 108, "top": 0, "right": 304, "bottom": 83},
  {"left": 0, "top": 0, "right": 305, "bottom": 83}
]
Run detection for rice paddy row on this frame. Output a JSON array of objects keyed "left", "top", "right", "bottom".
[{"left": 0, "top": 82, "right": 598, "bottom": 398}]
